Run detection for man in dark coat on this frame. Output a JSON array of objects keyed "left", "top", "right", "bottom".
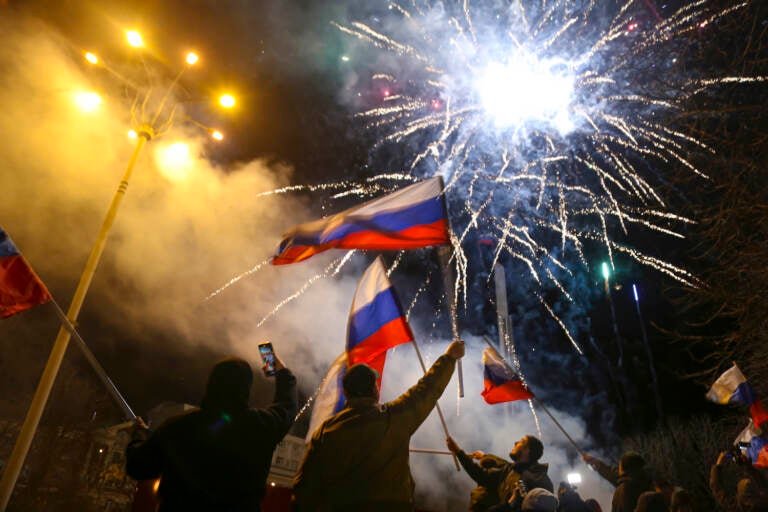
[
  {"left": 292, "top": 340, "right": 465, "bottom": 512},
  {"left": 582, "top": 451, "right": 652, "bottom": 512},
  {"left": 710, "top": 450, "right": 768, "bottom": 511},
  {"left": 446, "top": 434, "right": 554, "bottom": 510},
  {"left": 126, "top": 354, "right": 298, "bottom": 511}
]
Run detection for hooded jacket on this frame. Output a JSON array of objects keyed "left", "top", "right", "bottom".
[
  {"left": 589, "top": 457, "right": 652, "bottom": 512},
  {"left": 292, "top": 353, "right": 456, "bottom": 511},
  {"left": 126, "top": 362, "right": 297, "bottom": 512}
]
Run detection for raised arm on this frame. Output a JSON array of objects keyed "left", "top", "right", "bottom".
[
  {"left": 257, "top": 355, "right": 299, "bottom": 442},
  {"left": 387, "top": 340, "right": 463, "bottom": 433},
  {"left": 446, "top": 436, "right": 505, "bottom": 489},
  {"left": 582, "top": 453, "right": 619, "bottom": 487}
]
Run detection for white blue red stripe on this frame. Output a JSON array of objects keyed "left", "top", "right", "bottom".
[
  {"left": 734, "top": 419, "right": 768, "bottom": 468},
  {"left": 481, "top": 347, "right": 533, "bottom": 404},
  {"left": 272, "top": 177, "right": 449, "bottom": 265},
  {"left": 0, "top": 227, "right": 52, "bottom": 318},
  {"left": 346, "top": 257, "right": 413, "bottom": 366},
  {"left": 306, "top": 353, "right": 347, "bottom": 442},
  {"left": 707, "top": 364, "right": 768, "bottom": 428}
]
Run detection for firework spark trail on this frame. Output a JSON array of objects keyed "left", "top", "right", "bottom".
[
  {"left": 255, "top": 252, "right": 356, "bottom": 328},
  {"left": 204, "top": 258, "right": 271, "bottom": 301}
]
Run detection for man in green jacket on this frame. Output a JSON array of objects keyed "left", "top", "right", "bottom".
[
  {"left": 446, "top": 434, "right": 554, "bottom": 511},
  {"left": 292, "top": 340, "right": 465, "bottom": 512}
]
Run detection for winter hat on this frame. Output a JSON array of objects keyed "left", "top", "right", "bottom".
[
  {"left": 201, "top": 358, "right": 253, "bottom": 412},
  {"left": 522, "top": 488, "right": 558, "bottom": 512},
  {"left": 342, "top": 363, "right": 379, "bottom": 398}
]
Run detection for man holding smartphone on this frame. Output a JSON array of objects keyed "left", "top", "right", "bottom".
[{"left": 126, "top": 348, "right": 297, "bottom": 511}]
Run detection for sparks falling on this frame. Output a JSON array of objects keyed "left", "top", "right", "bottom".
[{"left": 214, "top": 0, "right": 763, "bottom": 350}]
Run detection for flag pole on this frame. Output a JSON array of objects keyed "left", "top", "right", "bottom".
[
  {"left": 478, "top": 336, "right": 583, "bottom": 455},
  {"left": 410, "top": 340, "right": 461, "bottom": 471},
  {"left": 49, "top": 300, "right": 136, "bottom": 420},
  {"left": 409, "top": 448, "right": 454, "bottom": 455},
  {"left": 436, "top": 176, "right": 464, "bottom": 398},
  {"left": 0, "top": 133, "right": 148, "bottom": 510}
]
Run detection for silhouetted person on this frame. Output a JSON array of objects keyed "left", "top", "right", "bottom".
[
  {"left": 292, "top": 340, "right": 465, "bottom": 512},
  {"left": 126, "top": 354, "right": 297, "bottom": 511},
  {"left": 447, "top": 434, "right": 553, "bottom": 510},
  {"left": 710, "top": 450, "right": 768, "bottom": 511},
  {"left": 634, "top": 491, "right": 666, "bottom": 512},
  {"left": 582, "top": 452, "right": 652, "bottom": 512},
  {"left": 558, "top": 482, "right": 592, "bottom": 512}
]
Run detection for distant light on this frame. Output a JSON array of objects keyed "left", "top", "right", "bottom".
[
  {"left": 186, "top": 52, "right": 199, "bottom": 65},
  {"left": 627, "top": 22, "right": 639, "bottom": 32},
  {"left": 431, "top": 99, "right": 442, "bottom": 110},
  {"left": 383, "top": 89, "right": 391, "bottom": 98},
  {"left": 219, "top": 94, "right": 235, "bottom": 109},
  {"left": 127, "top": 129, "right": 138, "bottom": 139},
  {"left": 341, "top": 55, "right": 350, "bottom": 62},
  {"left": 632, "top": 284, "right": 639, "bottom": 302},
  {"left": 74, "top": 91, "right": 102, "bottom": 112},
  {"left": 211, "top": 130, "right": 224, "bottom": 141},
  {"left": 85, "top": 52, "right": 99, "bottom": 64},
  {"left": 157, "top": 142, "right": 192, "bottom": 182},
  {"left": 152, "top": 479, "right": 160, "bottom": 493},
  {"left": 98, "top": 448, "right": 104, "bottom": 453},
  {"left": 126, "top": 30, "right": 143, "bottom": 48},
  {"left": 601, "top": 262, "right": 610, "bottom": 280},
  {"left": 698, "top": 21, "right": 708, "bottom": 28},
  {"left": 270, "top": 482, "right": 276, "bottom": 487},
  {"left": 567, "top": 472, "right": 582, "bottom": 485}
]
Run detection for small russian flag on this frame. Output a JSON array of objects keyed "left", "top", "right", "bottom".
[
  {"left": 707, "top": 364, "right": 768, "bottom": 428},
  {"left": 272, "top": 177, "right": 450, "bottom": 265},
  {"left": 481, "top": 347, "right": 533, "bottom": 404},
  {"left": 0, "top": 228, "right": 52, "bottom": 318},
  {"left": 734, "top": 419, "right": 768, "bottom": 468}
]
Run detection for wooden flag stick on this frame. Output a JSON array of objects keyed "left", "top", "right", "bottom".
[
  {"left": 478, "top": 336, "right": 583, "bottom": 455},
  {"left": 410, "top": 448, "right": 454, "bottom": 455},
  {"left": 410, "top": 340, "right": 461, "bottom": 471}
]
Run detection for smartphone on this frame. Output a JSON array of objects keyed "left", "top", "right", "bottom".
[{"left": 258, "top": 342, "right": 277, "bottom": 376}]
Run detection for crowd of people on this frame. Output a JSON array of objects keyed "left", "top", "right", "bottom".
[{"left": 123, "top": 342, "right": 768, "bottom": 512}]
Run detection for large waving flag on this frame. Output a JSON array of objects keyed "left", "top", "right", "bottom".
[
  {"left": 481, "top": 347, "right": 534, "bottom": 404},
  {"left": 0, "top": 228, "right": 52, "bottom": 318},
  {"left": 273, "top": 177, "right": 449, "bottom": 265},
  {"left": 707, "top": 364, "right": 768, "bottom": 428},
  {"left": 347, "top": 256, "right": 413, "bottom": 366}
]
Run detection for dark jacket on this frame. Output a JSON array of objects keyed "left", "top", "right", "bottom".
[
  {"left": 710, "top": 463, "right": 768, "bottom": 511},
  {"left": 456, "top": 450, "right": 554, "bottom": 509},
  {"left": 292, "top": 353, "right": 457, "bottom": 511},
  {"left": 469, "top": 454, "right": 510, "bottom": 511},
  {"left": 126, "top": 367, "right": 298, "bottom": 512},
  {"left": 590, "top": 458, "right": 652, "bottom": 512}
]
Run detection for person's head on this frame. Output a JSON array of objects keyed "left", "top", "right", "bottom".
[
  {"left": 670, "top": 489, "right": 694, "bottom": 512},
  {"left": 510, "top": 435, "right": 544, "bottom": 463},
  {"left": 634, "top": 491, "right": 666, "bottom": 512},
  {"left": 618, "top": 451, "right": 646, "bottom": 476},
  {"left": 201, "top": 358, "right": 253, "bottom": 412},
  {"left": 521, "top": 488, "right": 558, "bottom": 512},
  {"left": 584, "top": 498, "right": 603, "bottom": 512},
  {"left": 652, "top": 476, "right": 674, "bottom": 502},
  {"left": 342, "top": 363, "right": 379, "bottom": 401}
]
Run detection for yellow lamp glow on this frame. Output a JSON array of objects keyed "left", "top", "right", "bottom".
[
  {"left": 74, "top": 91, "right": 102, "bottom": 112},
  {"left": 85, "top": 52, "right": 99, "bottom": 65},
  {"left": 219, "top": 94, "right": 235, "bottom": 109},
  {"left": 211, "top": 130, "right": 224, "bottom": 141},
  {"left": 186, "top": 52, "right": 199, "bottom": 65},
  {"left": 126, "top": 30, "right": 143, "bottom": 48},
  {"left": 127, "top": 129, "right": 138, "bottom": 139},
  {"left": 157, "top": 142, "right": 192, "bottom": 181}
]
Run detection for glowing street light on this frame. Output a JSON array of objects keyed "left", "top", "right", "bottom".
[
  {"left": 219, "top": 94, "right": 235, "bottom": 109},
  {"left": 211, "top": 130, "right": 224, "bottom": 141},
  {"left": 73, "top": 91, "right": 102, "bottom": 112},
  {"left": 127, "top": 129, "right": 138, "bottom": 139},
  {"left": 85, "top": 52, "right": 99, "bottom": 65},
  {"left": 157, "top": 142, "right": 192, "bottom": 182},
  {"left": 567, "top": 473, "right": 582, "bottom": 486},
  {"left": 186, "top": 52, "right": 199, "bottom": 66},
  {"left": 126, "top": 30, "right": 143, "bottom": 48}
]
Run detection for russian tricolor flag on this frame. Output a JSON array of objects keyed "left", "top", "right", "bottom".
[
  {"left": 347, "top": 256, "right": 413, "bottom": 366},
  {"left": 734, "top": 419, "right": 768, "bottom": 468},
  {"left": 707, "top": 364, "right": 768, "bottom": 428},
  {"left": 306, "top": 257, "right": 410, "bottom": 440},
  {"left": 272, "top": 177, "right": 449, "bottom": 265},
  {"left": 0, "top": 228, "right": 52, "bottom": 318},
  {"left": 481, "top": 347, "right": 534, "bottom": 404}
]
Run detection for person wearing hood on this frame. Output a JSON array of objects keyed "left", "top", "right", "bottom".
[
  {"left": 446, "top": 435, "right": 554, "bottom": 511},
  {"left": 125, "top": 354, "right": 298, "bottom": 511},
  {"left": 582, "top": 451, "right": 652, "bottom": 512}
]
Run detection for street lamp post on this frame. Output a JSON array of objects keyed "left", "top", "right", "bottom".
[{"left": 0, "top": 35, "right": 231, "bottom": 509}]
